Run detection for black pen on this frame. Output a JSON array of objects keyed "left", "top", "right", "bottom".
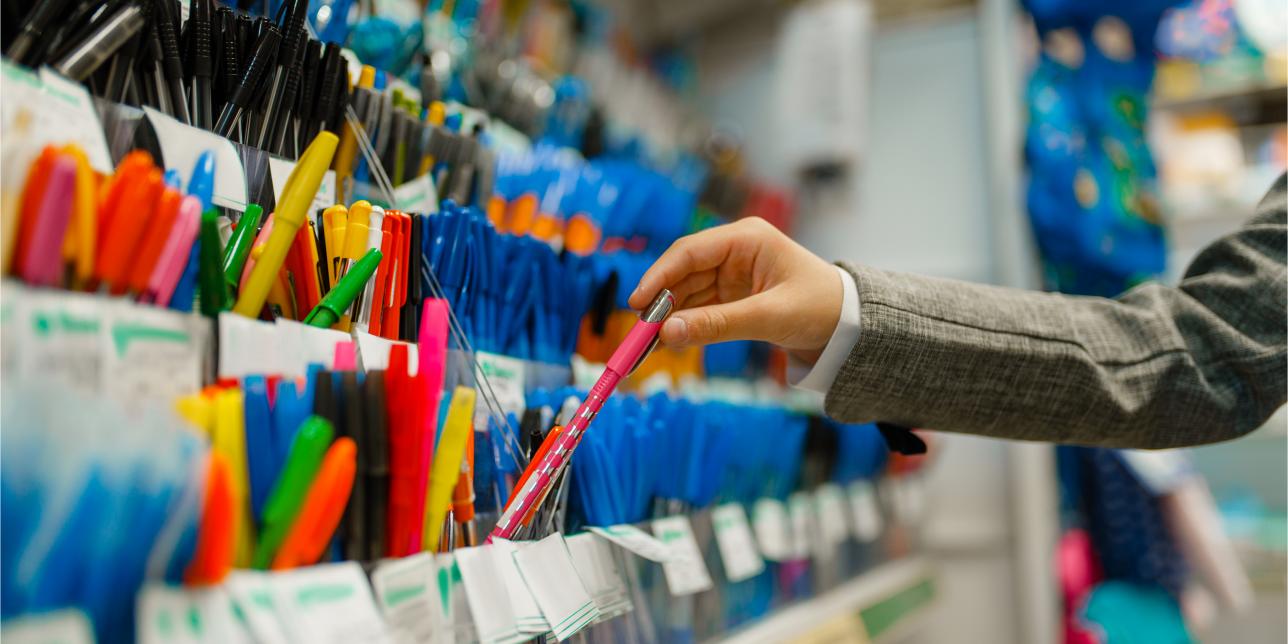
[
  {"left": 186, "top": 0, "right": 214, "bottom": 130},
  {"left": 340, "top": 371, "right": 365, "bottom": 561},
  {"left": 325, "top": 57, "right": 349, "bottom": 136},
  {"left": 403, "top": 213, "right": 423, "bottom": 341},
  {"left": 42, "top": 0, "right": 129, "bottom": 68},
  {"left": 294, "top": 39, "right": 322, "bottom": 156},
  {"left": 213, "top": 24, "right": 280, "bottom": 137},
  {"left": 52, "top": 3, "right": 146, "bottom": 83},
  {"left": 6, "top": 0, "right": 75, "bottom": 65},
  {"left": 364, "top": 371, "right": 389, "bottom": 561},
  {"left": 151, "top": 0, "right": 190, "bottom": 124},
  {"left": 269, "top": 37, "right": 307, "bottom": 156},
  {"left": 255, "top": 0, "right": 307, "bottom": 149},
  {"left": 309, "top": 43, "right": 344, "bottom": 140},
  {"left": 213, "top": 8, "right": 235, "bottom": 111}
]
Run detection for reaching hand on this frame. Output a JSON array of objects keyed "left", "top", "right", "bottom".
[{"left": 628, "top": 217, "right": 843, "bottom": 365}]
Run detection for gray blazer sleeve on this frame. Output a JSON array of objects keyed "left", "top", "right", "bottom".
[{"left": 826, "top": 174, "right": 1286, "bottom": 449}]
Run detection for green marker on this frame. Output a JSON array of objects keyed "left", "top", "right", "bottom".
[
  {"left": 302, "top": 248, "right": 383, "bottom": 328},
  {"left": 222, "top": 204, "right": 263, "bottom": 295},
  {"left": 198, "top": 209, "right": 233, "bottom": 316},
  {"left": 254, "top": 416, "right": 334, "bottom": 569}
]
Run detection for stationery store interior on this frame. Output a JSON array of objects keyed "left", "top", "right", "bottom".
[{"left": 2, "top": 0, "right": 1285, "bottom": 642}]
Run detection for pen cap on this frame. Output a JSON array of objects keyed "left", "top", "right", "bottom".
[
  {"left": 304, "top": 248, "right": 382, "bottom": 327},
  {"left": 152, "top": 0, "right": 184, "bottom": 79},
  {"left": 227, "top": 25, "right": 281, "bottom": 108},
  {"left": 188, "top": 0, "right": 213, "bottom": 77},
  {"left": 188, "top": 151, "right": 217, "bottom": 211},
  {"left": 341, "top": 200, "right": 372, "bottom": 259},
  {"left": 315, "top": 43, "right": 343, "bottom": 122}
]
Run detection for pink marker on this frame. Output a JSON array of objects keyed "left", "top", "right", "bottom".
[
  {"left": 141, "top": 195, "right": 201, "bottom": 305},
  {"left": 333, "top": 341, "right": 357, "bottom": 370},
  {"left": 410, "top": 298, "right": 449, "bottom": 552},
  {"left": 487, "top": 289, "right": 675, "bottom": 542},
  {"left": 21, "top": 156, "right": 76, "bottom": 286}
]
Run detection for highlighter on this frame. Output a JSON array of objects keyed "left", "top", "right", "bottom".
[
  {"left": 184, "top": 452, "right": 236, "bottom": 585},
  {"left": 423, "top": 386, "right": 476, "bottom": 552},
  {"left": 198, "top": 209, "right": 233, "bottom": 316},
  {"left": 60, "top": 146, "right": 96, "bottom": 288},
  {"left": 233, "top": 131, "right": 338, "bottom": 318},
  {"left": 270, "top": 436, "right": 357, "bottom": 569},
  {"left": 302, "top": 248, "right": 383, "bottom": 328},
  {"left": 254, "top": 415, "right": 334, "bottom": 569},
  {"left": 221, "top": 204, "right": 262, "bottom": 295},
  {"left": 212, "top": 388, "right": 255, "bottom": 569},
  {"left": 412, "top": 299, "right": 449, "bottom": 548}
]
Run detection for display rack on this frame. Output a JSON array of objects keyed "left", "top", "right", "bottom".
[{"left": 713, "top": 557, "right": 936, "bottom": 644}]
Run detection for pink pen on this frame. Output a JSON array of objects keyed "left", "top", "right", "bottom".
[
  {"left": 141, "top": 195, "right": 201, "bottom": 305},
  {"left": 410, "top": 298, "right": 448, "bottom": 552},
  {"left": 21, "top": 155, "right": 76, "bottom": 286},
  {"left": 487, "top": 289, "right": 675, "bottom": 542}
]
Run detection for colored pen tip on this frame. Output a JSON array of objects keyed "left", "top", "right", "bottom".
[{"left": 188, "top": 151, "right": 217, "bottom": 211}]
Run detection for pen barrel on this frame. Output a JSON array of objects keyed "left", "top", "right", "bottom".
[
  {"left": 193, "top": 77, "right": 214, "bottom": 131},
  {"left": 270, "top": 63, "right": 302, "bottom": 155},
  {"left": 189, "top": 16, "right": 214, "bottom": 78},
  {"left": 255, "top": 67, "right": 288, "bottom": 148},
  {"left": 52, "top": 5, "right": 146, "bottom": 82},
  {"left": 154, "top": 2, "right": 185, "bottom": 81},
  {"left": 228, "top": 27, "right": 281, "bottom": 109}
]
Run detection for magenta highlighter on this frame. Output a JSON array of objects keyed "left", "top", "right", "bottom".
[{"left": 487, "top": 289, "right": 675, "bottom": 542}]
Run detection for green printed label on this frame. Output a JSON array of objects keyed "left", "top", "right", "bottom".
[
  {"left": 111, "top": 322, "right": 190, "bottom": 357},
  {"left": 296, "top": 583, "right": 355, "bottom": 606}
]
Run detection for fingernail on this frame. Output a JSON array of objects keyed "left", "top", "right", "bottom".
[{"left": 663, "top": 317, "right": 687, "bottom": 344}]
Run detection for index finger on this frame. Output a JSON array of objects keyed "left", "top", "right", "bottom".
[{"left": 628, "top": 224, "right": 743, "bottom": 310}]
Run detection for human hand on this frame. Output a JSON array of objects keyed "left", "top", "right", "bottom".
[{"left": 628, "top": 217, "right": 843, "bottom": 365}]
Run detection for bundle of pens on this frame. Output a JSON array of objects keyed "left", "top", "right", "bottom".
[
  {"left": 1, "top": 380, "right": 208, "bottom": 644},
  {"left": 6, "top": 0, "right": 352, "bottom": 160},
  {"left": 1, "top": 142, "right": 222, "bottom": 311}
]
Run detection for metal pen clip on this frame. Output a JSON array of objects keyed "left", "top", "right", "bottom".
[{"left": 625, "top": 289, "right": 675, "bottom": 377}]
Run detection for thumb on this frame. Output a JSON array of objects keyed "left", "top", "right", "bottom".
[{"left": 660, "top": 296, "right": 768, "bottom": 347}]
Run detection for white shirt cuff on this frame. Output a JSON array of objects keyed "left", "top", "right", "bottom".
[{"left": 787, "top": 265, "right": 861, "bottom": 395}]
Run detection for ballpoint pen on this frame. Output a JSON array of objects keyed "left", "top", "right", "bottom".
[
  {"left": 452, "top": 431, "right": 477, "bottom": 547},
  {"left": 10, "top": 146, "right": 59, "bottom": 276},
  {"left": 186, "top": 0, "right": 214, "bottom": 130},
  {"left": 213, "top": 24, "right": 280, "bottom": 137},
  {"left": 51, "top": 3, "right": 147, "bottom": 82},
  {"left": 351, "top": 206, "right": 385, "bottom": 333},
  {"left": 321, "top": 204, "right": 347, "bottom": 284},
  {"left": 488, "top": 290, "right": 676, "bottom": 542},
  {"left": 307, "top": 43, "right": 343, "bottom": 143},
  {"left": 301, "top": 248, "right": 382, "bottom": 328},
  {"left": 268, "top": 37, "right": 305, "bottom": 156},
  {"left": 363, "top": 217, "right": 395, "bottom": 336},
  {"left": 215, "top": 8, "right": 237, "bottom": 110},
  {"left": 385, "top": 345, "right": 423, "bottom": 557},
  {"left": 5, "top": 0, "right": 75, "bottom": 65},
  {"left": 253, "top": 0, "right": 304, "bottom": 149},
  {"left": 97, "top": 167, "right": 164, "bottom": 292},
  {"left": 380, "top": 212, "right": 409, "bottom": 341},
  {"left": 254, "top": 416, "right": 335, "bottom": 569},
  {"left": 333, "top": 65, "right": 375, "bottom": 203},
  {"left": 292, "top": 39, "right": 322, "bottom": 157},
  {"left": 212, "top": 388, "right": 255, "bottom": 569},
  {"left": 243, "top": 375, "right": 276, "bottom": 520},
  {"left": 151, "top": 0, "right": 190, "bottom": 125},
  {"left": 270, "top": 436, "right": 356, "bottom": 569},
  {"left": 234, "top": 132, "right": 338, "bottom": 318}
]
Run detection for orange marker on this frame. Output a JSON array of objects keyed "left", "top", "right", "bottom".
[
  {"left": 123, "top": 185, "right": 182, "bottom": 295},
  {"left": 381, "top": 212, "right": 409, "bottom": 341},
  {"left": 367, "top": 217, "right": 394, "bottom": 336},
  {"left": 95, "top": 151, "right": 153, "bottom": 255},
  {"left": 97, "top": 167, "right": 164, "bottom": 290},
  {"left": 270, "top": 437, "right": 357, "bottom": 569},
  {"left": 185, "top": 452, "right": 237, "bottom": 585}
]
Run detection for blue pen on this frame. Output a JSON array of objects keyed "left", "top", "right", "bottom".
[
  {"left": 187, "top": 151, "right": 216, "bottom": 210},
  {"left": 167, "top": 238, "right": 201, "bottom": 312},
  {"left": 272, "top": 366, "right": 320, "bottom": 467},
  {"left": 243, "top": 375, "right": 275, "bottom": 520}
]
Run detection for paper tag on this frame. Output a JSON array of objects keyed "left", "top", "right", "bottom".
[
  {"left": 456, "top": 545, "right": 525, "bottom": 644},
  {"left": 219, "top": 312, "right": 283, "bottom": 378},
  {"left": 269, "top": 160, "right": 337, "bottom": 215},
  {"left": 788, "top": 492, "right": 814, "bottom": 560},
  {"left": 565, "top": 533, "right": 633, "bottom": 620},
  {"left": 102, "top": 300, "right": 208, "bottom": 401},
  {"left": 588, "top": 525, "right": 685, "bottom": 563},
  {"left": 885, "top": 476, "right": 925, "bottom": 526},
  {"left": 651, "top": 516, "right": 715, "bottom": 596},
  {"left": 512, "top": 533, "right": 601, "bottom": 641},
  {"left": 847, "top": 480, "right": 883, "bottom": 544},
  {"left": 17, "top": 289, "right": 103, "bottom": 392},
  {"left": 137, "top": 584, "right": 254, "bottom": 643},
  {"left": 270, "top": 562, "right": 392, "bottom": 644},
  {"left": 1, "top": 608, "right": 95, "bottom": 644},
  {"left": 490, "top": 539, "right": 550, "bottom": 634},
  {"left": 0, "top": 63, "right": 114, "bottom": 173},
  {"left": 814, "top": 483, "right": 851, "bottom": 546},
  {"left": 224, "top": 571, "right": 293, "bottom": 644},
  {"left": 355, "top": 331, "right": 418, "bottom": 373},
  {"left": 476, "top": 351, "right": 527, "bottom": 419},
  {"left": 711, "top": 503, "right": 766, "bottom": 582},
  {"left": 143, "top": 106, "right": 248, "bottom": 211},
  {"left": 393, "top": 173, "right": 439, "bottom": 213},
  {"left": 435, "top": 553, "right": 478, "bottom": 644},
  {"left": 370, "top": 553, "right": 444, "bottom": 644},
  {"left": 752, "top": 499, "right": 793, "bottom": 562}
]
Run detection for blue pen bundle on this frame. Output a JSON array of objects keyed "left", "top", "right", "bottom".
[{"left": 1, "top": 381, "right": 207, "bottom": 644}]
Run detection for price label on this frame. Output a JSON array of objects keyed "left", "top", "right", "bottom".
[
  {"left": 788, "top": 492, "right": 814, "bottom": 560},
  {"left": 651, "top": 516, "right": 715, "bottom": 596},
  {"left": 711, "top": 503, "right": 765, "bottom": 582},
  {"left": 848, "top": 480, "right": 883, "bottom": 543},
  {"left": 814, "top": 483, "right": 850, "bottom": 546},
  {"left": 588, "top": 525, "right": 685, "bottom": 563},
  {"left": 752, "top": 498, "right": 793, "bottom": 562}
]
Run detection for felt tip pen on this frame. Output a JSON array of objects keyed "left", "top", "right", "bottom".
[
  {"left": 221, "top": 204, "right": 261, "bottom": 295},
  {"left": 302, "top": 248, "right": 382, "bottom": 328},
  {"left": 270, "top": 436, "right": 357, "bottom": 569},
  {"left": 488, "top": 289, "right": 675, "bottom": 542},
  {"left": 254, "top": 416, "right": 337, "bottom": 569}
]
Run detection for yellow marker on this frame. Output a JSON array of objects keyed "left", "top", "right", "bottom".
[
  {"left": 213, "top": 388, "right": 256, "bottom": 568},
  {"left": 234, "top": 132, "right": 338, "bottom": 318},
  {"left": 322, "top": 205, "right": 347, "bottom": 285},
  {"left": 59, "top": 145, "right": 96, "bottom": 288},
  {"left": 423, "top": 386, "right": 476, "bottom": 552},
  {"left": 338, "top": 200, "right": 371, "bottom": 280},
  {"left": 175, "top": 394, "right": 213, "bottom": 435}
]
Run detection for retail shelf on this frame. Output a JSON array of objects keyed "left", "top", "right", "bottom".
[
  {"left": 713, "top": 557, "right": 936, "bottom": 644},
  {"left": 1152, "top": 82, "right": 1288, "bottom": 111}
]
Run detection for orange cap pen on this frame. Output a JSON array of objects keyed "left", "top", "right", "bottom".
[
  {"left": 124, "top": 185, "right": 182, "bottom": 295},
  {"left": 96, "top": 151, "right": 153, "bottom": 252},
  {"left": 97, "top": 167, "right": 164, "bottom": 289},
  {"left": 270, "top": 436, "right": 357, "bottom": 569},
  {"left": 185, "top": 452, "right": 237, "bottom": 585}
]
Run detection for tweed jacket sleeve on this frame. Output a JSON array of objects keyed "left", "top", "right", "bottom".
[{"left": 826, "top": 174, "right": 1286, "bottom": 449}]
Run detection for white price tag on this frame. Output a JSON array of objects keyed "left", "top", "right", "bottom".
[
  {"left": 711, "top": 503, "right": 765, "bottom": 582},
  {"left": 788, "top": 492, "right": 814, "bottom": 560},
  {"left": 218, "top": 312, "right": 283, "bottom": 379},
  {"left": 17, "top": 289, "right": 103, "bottom": 392},
  {"left": 476, "top": 351, "right": 527, "bottom": 419},
  {"left": 847, "top": 480, "right": 883, "bottom": 543},
  {"left": 490, "top": 539, "right": 549, "bottom": 634},
  {"left": 137, "top": 584, "right": 254, "bottom": 644},
  {"left": 456, "top": 545, "right": 525, "bottom": 644},
  {"left": 143, "top": 107, "right": 248, "bottom": 211},
  {"left": 512, "top": 533, "right": 601, "bottom": 641},
  {"left": 269, "top": 161, "right": 337, "bottom": 214},
  {"left": 566, "top": 533, "right": 633, "bottom": 621},
  {"left": 588, "top": 524, "right": 686, "bottom": 563},
  {"left": 814, "top": 483, "right": 850, "bottom": 546},
  {"left": 651, "top": 516, "right": 715, "bottom": 596},
  {"left": 752, "top": 498, "right": 793, "bottom": 562},
  {"left": 224, "top": 571, "right": 293, "bottom": 644},
  {"left": 270, "top": 562, "right": 392, "bottom": 644},
  {"left": 370, "top": 553, "right": 445, "bottom": 644},
  {"left": 102, "top": 300, "right": 208, "bottom": 401},
  {"left": 393, "top": 173, "right": 440, "bottom": 213},
  {"left": 435, "top": 553, "right": 478, "bottom": 644},
  {"left": 1, "top": 609, "right": 95, "bottom": 644},
  {"left": 0, "top": 64, "right": 114, "bottom": 174}
]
